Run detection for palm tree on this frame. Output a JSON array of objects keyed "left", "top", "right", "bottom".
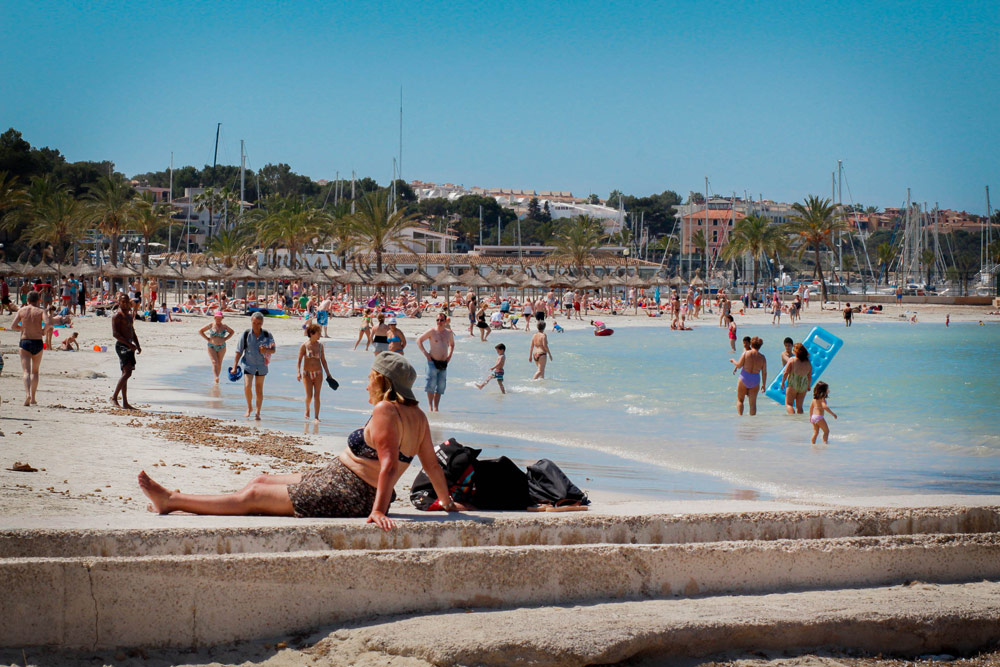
[
  {"left": 787, "top": 196, "right": 846, "bottom": 304},
  {"left": 21, "top": 191, "right": 88, "bottom": 263},
  {"left": 0, "top": 171, "right": 27, "bottom": 220},
  {"left": 919, "top": 248, "right": 937, "bottom": 286},
  {"left": 193, "top": 187, "right": 228, "bottom": 238},
  {"left": 251, "top": 196, "right": 329, "bottom": 268},
  {"left": 721, "top": 214, "right": 787, "bottom": 298},
  {"left": 875, "top": 242, "right": 896, "bottom": 286},
  {"left": 346, "top": 190, "right": 420, "bottom": 272},
  {"left": 946, "top": 252, "right": 978, "bottom": 296},
  {"left": 549, "top": 215, "right": 605, "bottom": 274},
  {"left": 207, "top": 227, "right": 252, "bottom": 268},
  {"left": 130, "top": 194, "right": 175, "bottom": 266},
  {"left": 85, "top": 176, "right": 134, "bottom": 266},
  {"left": 690, "top": 229, "right": 710, "bottom": 275}
]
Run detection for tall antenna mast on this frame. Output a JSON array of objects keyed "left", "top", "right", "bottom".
[
  {"left": 212, "top": 122, "right": 221, "bottom": 186},
  {"left": 240, "top": 139, "right": 245, "bottom": 225},
  {"left": 399, "top": 86, "right": 403, "bottom": 187},
  {"left": 168, "top": 152, "right": 173, "bottom": 254}
]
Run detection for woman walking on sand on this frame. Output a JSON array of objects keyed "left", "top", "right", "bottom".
[
  {"left": 297, "top": 322, "right": 333, "bottom": 421},
  {"left": 199, "top": 311, "right": 234, "bottom": 383},
  {"left": 354, "top": 308, "right": 374, "bottom": 350},
  {"left": 530, "top": 321, "right": 553, "bottom": 379},
  {"left": 781, "top": 343, "right": 812, "bottom": 414}
]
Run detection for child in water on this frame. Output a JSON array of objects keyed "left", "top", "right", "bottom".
[
  {"left": 725, "top": 315, "right": 736, "bottom": 351},
  {"left": 476, "top": 343, "right": 506, "bottom": 394},
  {"left": 809, "top": 381, "right": 837, "bottom": 444}
]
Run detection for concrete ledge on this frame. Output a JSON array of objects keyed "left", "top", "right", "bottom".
[
  {"left": 347, "top": 581, "right": 1000, "bottom": 666},
  {"left": 3, "top": 505, "right": 998, "bottom": 558},
  {"left": 3, "top": 532, "right": 998, "bottom": 650}
]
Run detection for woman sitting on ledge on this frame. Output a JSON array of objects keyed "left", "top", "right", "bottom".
[{"left": 138, "top": 352, "right": 458, "bottom": 530}]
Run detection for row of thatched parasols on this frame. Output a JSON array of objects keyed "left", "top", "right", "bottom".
[{"left": 6, "top": 258, "right": 706, "bottom": 314}]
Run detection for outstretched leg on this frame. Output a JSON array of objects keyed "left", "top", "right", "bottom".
[{"left": 138, "top": 470, "right": 295, "bottom": 515}]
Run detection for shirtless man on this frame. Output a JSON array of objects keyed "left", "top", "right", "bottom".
[
  {"left": 670, "top": 291, "right": 681, "bottom": 329},
  {"left": 111, "top": 293, "right": 142, "bottom": 410},
  {"left": 533, "top": 296, "right": 547, "bottom": 323},
  {"left": 730, "top": 336, "right": 767, "bottom": 416},
  {"left": 780, "top": 337, "right": 795, "bottom": 367},
  {"left": 465, "top": 290, "right": 477, "bottom": 337},
  {"left": 530, "top": 321, "right": 553, "bottom": 379},
  {"left": 417, "top": 312, "right": 455, "bottom": 412},
  {"left": 718, "top": 292, "right": 731, "bottom": 327},
  {"left": 13, "top": 290, "right": 49, "bottom": 406}
]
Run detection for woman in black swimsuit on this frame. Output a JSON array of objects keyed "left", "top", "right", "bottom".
[{"left": 138, "top": 353, "right": 458, "bottom": 530}]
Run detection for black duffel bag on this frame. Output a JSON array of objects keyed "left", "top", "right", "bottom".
[{"left": 527, "top": 459, "right": 590, "bottom": 507}]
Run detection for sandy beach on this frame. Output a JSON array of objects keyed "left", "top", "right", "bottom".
[{"left": 2, "top": 299, "right": 996, "bottom": 519}]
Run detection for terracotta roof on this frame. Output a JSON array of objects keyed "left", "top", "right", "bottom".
[{"left": 681, "top": 209, "right": 747, "bottom": 220}]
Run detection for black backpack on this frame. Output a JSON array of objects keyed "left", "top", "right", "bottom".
[
  {"left": 526, "top": 459, "right": 590, "bottom": 506},
  {"left": 410, "top": 438, "right": 480, "bottom": 510}
]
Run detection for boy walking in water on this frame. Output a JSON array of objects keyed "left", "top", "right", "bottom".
[{"left": 477, "top": 343, "right": 506, "bottom": 394}]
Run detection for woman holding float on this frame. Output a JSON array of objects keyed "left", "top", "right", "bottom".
[{"left": 138, "top": 352, "right": 458, "bottom": 530}]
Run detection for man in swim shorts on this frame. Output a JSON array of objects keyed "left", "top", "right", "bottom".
[
  {"left": 232, "top": 311, "right": 275, "bottom": 420},
  {"left": 111, "top": 293, "right": 142, "bottom": 410},
  {"left": 417, "top": 313, "right": 455, "bottom": 412},
  {"left": 13, "top": 290, "right": 48, "bottom": 406}
]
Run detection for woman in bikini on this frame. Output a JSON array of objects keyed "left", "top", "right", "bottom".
[
  {"left": 730, "top": 336, "right": 766, "bottom": 416},
  {"left": 138, "top": 353, "right": 459, "bottom": 530},
  {"left": 530, "top": 321, "right": 553, "bottom": 380},
  {"left": 386, "top": 318, "right": 406, "bottom": 354},
  {"left": 780, "top": 342, "right": 812, "bottom": 415},
  {"left": 198, "top": 311, "right": 234, "bottom": 383},
  {"left": 297, "top": 322, "right": 333, "bottom": 421},
  {"left": 353, "top": 308, "right": 374, "bottom": 350}
]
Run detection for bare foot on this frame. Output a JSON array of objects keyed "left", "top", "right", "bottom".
[
  {"left": 24, "top": 397, "right": 31, "bottom": 407},
  {"left": 138, "top": 471, "right": 172, "bottom": 514},
  {"left": 245, "top": 408, "right": 252, "bottom": 417},
  {"left": 255, "top": 413, "right": 261, "bottom": 421},
  {"left": 30, "top": 397, "right": 38, "bottom": 405},
  {"left": 110, "top": 396, "right": 120, "bottom": 407},
  {"left": 122, "top": 402, "right": 136, "bottom": 411},
  {"left": 214, "top": 378, "right": 220, "bottom": 384}
]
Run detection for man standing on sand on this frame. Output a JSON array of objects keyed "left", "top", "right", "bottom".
[
  {"left": 111, "top": 293, "right": 141, "bottom": 410},
  {"left": 13, "top": 290, "right": 49, "bottom": 406},
  {"left": 232, "top": 311, "right": 275, "bottom": 420},
  {"left": 417, "top": 313, "right": 455, "bottom": 412}
]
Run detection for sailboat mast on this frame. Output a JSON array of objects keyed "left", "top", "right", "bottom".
[
  {"left": 240, "top": 139, "right": 245, "bottom": 225},
  {"left": 399, "top": 86, "right": 403, "bottom": 188},
  {"left": 168, "top": 152, "right": 173, "bottom": 254}
]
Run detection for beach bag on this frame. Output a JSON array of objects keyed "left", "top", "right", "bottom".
[
  {"left": 471, "top": 456, "right": 532, "bottom": 510},
  {"left": 527, "top": 459, "right": 590, "bottom": 507},
  {"left": 410, "top": 438, "right": 480, "bottom": 510}
]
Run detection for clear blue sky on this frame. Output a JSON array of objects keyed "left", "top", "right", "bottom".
[{"left": 2, "top": 0, "right": 997, "bottom": 213}]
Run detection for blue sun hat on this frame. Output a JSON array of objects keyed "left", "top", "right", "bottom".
[{"left": 228, "top": 366, "right": 243, "bottom": 382}]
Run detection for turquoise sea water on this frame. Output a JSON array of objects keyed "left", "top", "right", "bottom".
[{"left": 160, "top": 320, "right": 1000, "bottom": 500}]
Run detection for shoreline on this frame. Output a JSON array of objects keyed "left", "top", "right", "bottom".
[{"left": 1, "top": 301, "right": 998, "bottom": 521}]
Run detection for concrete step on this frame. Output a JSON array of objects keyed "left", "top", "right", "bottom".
[
  {"left": 306, "top": 580, "right": 1000, "bottom": 666},
  {"left": 3, "top": 532, "right": 999, "bottom": 650},
  {"left": 3, "top": 505, "right": 998, "bottom": 558},
  {"left": 5, "top": 581, "right": 999, "bottom": 666}
]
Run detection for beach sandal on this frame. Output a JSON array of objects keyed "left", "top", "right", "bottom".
[
  {"left": 526, "top": 503, "right": 552, "bottom": 512},
  {"left": 326, "top": 376, "right": 339, "bottom": 391},
  {"left": 545, "top": 499, "right": 588, "bottom": 512}
]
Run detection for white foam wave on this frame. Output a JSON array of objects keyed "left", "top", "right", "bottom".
[{"left": 626, "top": 405, "right": 659, "bottom": 416}]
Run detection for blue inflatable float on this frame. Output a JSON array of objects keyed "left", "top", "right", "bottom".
[{"left": 764, "top": 326, "right": 843, "bottom": 404}]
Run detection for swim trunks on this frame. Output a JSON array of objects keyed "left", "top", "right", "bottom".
[
  {"left": 19, "top": 339, "right": 44, "bottom": 356},
  {"left": 115, "top": 342, "right": 137, "bottom": 370}
]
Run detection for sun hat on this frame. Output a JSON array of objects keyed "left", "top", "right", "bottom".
[
  {"left": 371, "top": 351, "right": 416, "bottom": 402},
  {"left": 213, "top": 311, "right": 224, "bottom": 318},
  {"left": 387, "top": 316, "right": 397, "bottom": 325},
  {"left": 228, "top": 366, "right": 243, "bottom": 382}
]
